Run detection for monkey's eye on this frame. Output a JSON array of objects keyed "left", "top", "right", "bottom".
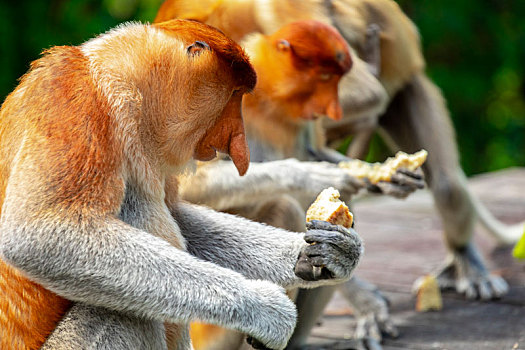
[
  {"left": 187, "top": 41, "right": 210, "bottom": 56},
  {"left": 276, "top": 39, "right": 291, "bottom": 51},
  {"left": 319, "top": 73, "right": 332, "bottom": 81}
]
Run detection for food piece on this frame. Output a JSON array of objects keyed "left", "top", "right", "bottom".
[
  {"left": 306, "top": 187, "right": 353, "bottom": 228},
  {"left": 338, "top": 149, "right": 428, "bottom": 184},
  {"left": 414, "top": 275, "right": 443, "bottom": 312}
]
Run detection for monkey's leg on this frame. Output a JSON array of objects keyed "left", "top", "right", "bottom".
[
  {"left": 378, "top": 73, "right": 508, "bottom": 299},
  {"left": 338, "top": 277, "right": 398, "bottom": 342},
  {"left": 346, "top": 128, "right": 375, "bottom": 159},
  {"left": 42, "top": 303, "right": 171, "bottom": 350},
  {"left": 285, "top": 285, "right": 338, "bottom": 350},
  {"left": 255, "top": 195, "right": 307, "bottom": 232}
]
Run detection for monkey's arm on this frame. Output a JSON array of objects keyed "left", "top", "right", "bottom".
[
  {"left": 180, "top": 159, "right": 364, "bottom": 210},
  {"left": 0, "top": 163, "right": 300, "bottom": 349},
  {"left": 1, "top": 208, "right": 300, "bottom": 348},
  {"left": 172, "top": 202, "right": 362, "bottom": 290}
]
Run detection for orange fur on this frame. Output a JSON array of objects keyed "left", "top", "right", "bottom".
[
  {"left": 0, "top": 46, "right": 119, "bottom": 350},
  {"left": 155, "top": 0, "right": 424, "bottom": 97},
  {"left": 0, "top": 20, "right": 255, "bottom": 349},
  {"left": 241, "top": 21, "right": 351, "bottom": 156},
  {"left": 155, "top": 0, "right": 260, "bottom": 43}
]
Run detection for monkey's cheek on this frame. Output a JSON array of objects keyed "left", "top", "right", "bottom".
[{"left": 229, "top": 133, "right": 250, "bottom": 176}]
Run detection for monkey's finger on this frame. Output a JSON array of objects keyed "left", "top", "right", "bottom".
[
  {"left": 344, "top": 173, "right": 367, "bottom": 189},
  {"left": 304, "top": 230, "right": 353, "bottom": 249},
  {"left": 364, "top": 337, "right": 383, "bottom": 350},
  {"left": 372, "top": 182, "right": 412, "bottom": 199},
  {"left": 477, "top": 280, "right": 493, "bottom": 301},
  {"left": 295, "top": 254, "right": 318, "bottom": 281},
  {"left": 306, "top": 220, "right": 354, "bottom": 234},
  {"left": 380, "top": 318, "right": 399, "bottom": 339},
  {"left": 488, "top": 275, "right": 508, "bottom": 298},
  {"left": 295, "top": 256, "right": 333, "bottom": 280},
  {"left": 396, "top": 167, "right": 424, "bottom": 180},
  {"left": 391, "top": 170, "right": 425, "bottom": 189}
]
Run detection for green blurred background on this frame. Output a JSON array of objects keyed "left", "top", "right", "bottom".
[{"left": 0, "top": 0, "right": 523, "bottom": 175}]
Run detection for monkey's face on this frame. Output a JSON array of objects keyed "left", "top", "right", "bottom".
[
  {"left": 252, "top": 20, "right": 351, "bottom": 124},
  {"left": 153, "top": 20, "right": 256, "bottom": 176}
]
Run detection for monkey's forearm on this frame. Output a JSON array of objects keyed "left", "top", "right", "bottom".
[
  {"left": 180, "top": 160, "right": 282, "bottom": 210},
  {"left": 173, "top": 202, "right": 332, "bottom": 290},
  {"left": 180, "top": 159, "right": 337, "bottom": 211}
]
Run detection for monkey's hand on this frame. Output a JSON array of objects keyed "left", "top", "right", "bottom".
[
  {"left": 295, "top": 220, "right": 363, "bottom": 282},
  {"left": 367, "top": 168, "right": 425, "bottom": 199},
  {"left": 418, "top": 242, "right": 508, "bottom": 300},
  {"left": 242, "top": 280, "right": 297, "bottom": 350}
]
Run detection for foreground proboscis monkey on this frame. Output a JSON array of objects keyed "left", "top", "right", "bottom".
[
  {"left": 157, "top": 0, "right": 520, "bottom": 296},
  {"left": 0, "top": 19, "right": 364, "bottom": 350}
]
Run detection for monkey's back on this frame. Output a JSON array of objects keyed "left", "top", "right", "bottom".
[{"left": 0, "top": 46, "right": 106, "bottom": 350}]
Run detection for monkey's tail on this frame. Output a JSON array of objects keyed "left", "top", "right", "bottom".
[
  {"left": 469, "top": 187, "right": 525, "bottom": 245},
  {"left": 459, "top": 168, "right": 524, "bottom": 245}
]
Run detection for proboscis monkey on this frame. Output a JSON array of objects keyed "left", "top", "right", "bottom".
[
  {"left": 0, "top": 19, "right": 364, "bottom": 350},
  {"left": 156, "top": 0, "right": 519, "bottom": 298},
  {"left": 173, "top": 20, "right": 422, "bottom": 350}
]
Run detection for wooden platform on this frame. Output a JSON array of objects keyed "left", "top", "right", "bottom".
[{"left": 308, "top": 168, "right": 525, "bottom": 349}]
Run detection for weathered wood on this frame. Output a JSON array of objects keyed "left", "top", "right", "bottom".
[{"left": 308, "top": 168, "right": 525, "bottom": 350}]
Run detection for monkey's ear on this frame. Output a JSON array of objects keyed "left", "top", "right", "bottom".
[
  {"left": 276, "top": 39, "right": 291, "bottom": 52},
  {"left": 187, "top": 41, "right": 211, "bottom": 56}
]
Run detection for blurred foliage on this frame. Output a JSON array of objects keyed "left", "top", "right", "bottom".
[
  {"left": 513, "top": 226, "right": 525, "bottom": 259},
  {"left": 391, "top": 0, "right": 525, "bottom": 174},
  {"left": 0, "top": 0, "right": 523, "bottom": 175},
  {"left": 0, "top": 0, "right": 162, "bottom": 103}
]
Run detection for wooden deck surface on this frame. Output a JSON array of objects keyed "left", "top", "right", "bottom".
[{"left": 307, "top": 167, "right": 525, "bottom": 350}]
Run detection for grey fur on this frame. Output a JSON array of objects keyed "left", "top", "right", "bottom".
[{"left": 42, "top": 303, "right": 168, "bottom": 350}]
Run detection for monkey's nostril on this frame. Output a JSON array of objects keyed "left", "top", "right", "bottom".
[{"left": 187, "top": 41, "right": 211, "bottom": 55}]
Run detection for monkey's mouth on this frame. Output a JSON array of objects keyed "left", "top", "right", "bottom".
[
  {"left": 194, "top": 132, "right": 250, "bottom": 176},
  {"left": 194, "top": 146, "right": 217, "bottom": 162},
  {"left": 301, "top": 112, "right": 323, "bottom": 121}
]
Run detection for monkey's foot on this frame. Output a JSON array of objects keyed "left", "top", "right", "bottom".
[
  {"left": 339, "top": 278, "right": 399, "bottom": 343},
  {"left": 416, "top": 243, "right": 509, "bottom": 300}
]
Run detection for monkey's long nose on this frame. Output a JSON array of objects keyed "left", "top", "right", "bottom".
[
  {"left": 194, "top": 94, "right": 251, "bottom": 176},
  {"left": 229, "top": 131, "right": 250, "bottom": 176},
  {"left": 326, "top": 99, "right": 343, "bottom": 121}
]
